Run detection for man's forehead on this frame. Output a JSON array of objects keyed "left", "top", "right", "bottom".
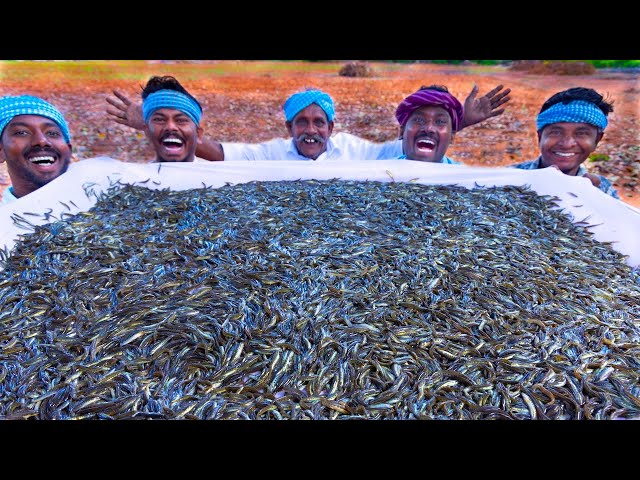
[
  {"left": 150, "top": 108, "right": 191, "bottom": 117},
  {"left": 546, "top": 121, "right": 598, "bottom": 130},
  {"left": 412, "top": 105, "right": 450, "bottom": 115}
]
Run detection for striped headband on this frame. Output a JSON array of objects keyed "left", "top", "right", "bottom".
[
  {"left": 395, "top": 88, "right": 464, "bottom": 132},
  {"left": 142, "top": 89, "right": 203, "bottom": 126},
  {"left": 537, "top": 100, "right": 608, "bottom": 131},
  {"left": 283, "top": 89, "right": 335, "bottom": 122},
  {"left": 0, "top": 95, "right": 71, "bottom": 142}
]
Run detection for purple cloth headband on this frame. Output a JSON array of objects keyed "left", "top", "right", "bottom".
[{"left": 395, "top": 89, "right": 464, "bottom": 131}]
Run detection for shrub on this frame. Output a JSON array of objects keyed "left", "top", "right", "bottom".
[{"left": 339, "top": 61, "right": 374, "bottom": 77}]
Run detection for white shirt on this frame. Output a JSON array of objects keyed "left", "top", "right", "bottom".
[{"left": 221, "top": 132, "right": 402, "bottom": 161}]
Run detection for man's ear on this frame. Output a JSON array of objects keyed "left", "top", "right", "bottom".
[
  {"left": 327, "top": 120, "right": 334, "bottom": 136},
  {"left": 595, "top": 131, "right": 604, "bottom": 146},
  {"left": 285, "top": 120, "right": 293, "bottom": 136},
  {"left": 197, "top": 126, "right": 204, "bottom": 144},
  {"left": 0, "top": 144, "right": 5, "bottom": 164},
  {"left": 142, "top": 124, "right": 152, "bottom": 141}
]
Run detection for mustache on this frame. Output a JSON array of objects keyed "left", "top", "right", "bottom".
[
  {"left": 296, "top": 133, "right": 325, "bottom": 144},
  {"left": 27, "top": 146, "right": 60, "bottom": 156},
  {"left": 416, "top": 132, "right": 438, "bottom": 141}
]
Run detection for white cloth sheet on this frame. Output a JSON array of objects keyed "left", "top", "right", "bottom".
[{"left": 2, "top": 156, "right": 639, "bottom": 267}]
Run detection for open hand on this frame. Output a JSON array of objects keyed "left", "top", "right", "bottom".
[
  {"left": 106, "top": 90, "right": 145, "bottom": 130},
  {"left": 462, "top": 84, "right": 511, "bottom": 128}
]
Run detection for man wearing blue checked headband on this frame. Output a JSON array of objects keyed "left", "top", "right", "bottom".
[
  {"left": 107, "top": 83, "right": 510, "bottom": 162},
  {"left": 511, "top": 87, "right": 620, "bottom": 199},
  {"left": 0, "top": 95, "right": 73, "bottom": 203},
  {"left": 140, "top": 76, "right": 205, "bottom": 163}
]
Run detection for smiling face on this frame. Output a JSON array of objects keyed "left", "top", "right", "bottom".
[
  {"left": 145, "top": 108, "right": 202, "bottom": 162},
  {"left": 401, "top": 105, "right": 454, "bottom": 163},
  {"left": 0, "top": 114, "right": 72, "bottom": 198},
  {"left": 538, "top": 122, "right": 603, "bottom": 176},
  {"left": 286, "top": 104, "right": 334, "bottom": 160}
]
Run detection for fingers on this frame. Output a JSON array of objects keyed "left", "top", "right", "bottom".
[
  {"left": 465, "top": 84, "right": 479, "bottom": 103},
  {"left": 105, "top": 105, "right": 126, "bottom": 118},
  {"left": 583, "top": 172, "right": 601, "bottom": 187},
  {"left": 105, "top": 96, "right": 125, "bottom": 110},
  {"left": 112, "top": 90, "right": 131, "bottom": 104},
  {"left": 491, "top": 96, "right": 510, "bottom": 110},
  {"left": 489, "top": 88, "right": 512, "bottom": 105},
  {"left": 487, "top": 87, "right": 511, "bottom": 111},
  {"left": 105, "top": 115, "right": 127, "bottom": 125},
  {"left": 484, "top": 84, "right": 504, "bottom": 98}
]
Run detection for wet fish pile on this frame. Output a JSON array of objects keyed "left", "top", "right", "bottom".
[{"left": 1, "top": 179, "right": 639, "bottom": 420}]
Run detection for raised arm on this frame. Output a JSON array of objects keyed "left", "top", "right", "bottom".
[
  {"left": 106, "top": 90, "right": 146, "bottom": 130},
  {"left": 460, "top": 84, "right": 511, "bottom": 129},
  {"left": 105, "top": 90, "right": 225, "bottom": 161}
]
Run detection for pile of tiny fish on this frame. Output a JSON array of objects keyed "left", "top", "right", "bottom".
[{"left": 1, "top": 179, "right": 639, "bottom": 420}]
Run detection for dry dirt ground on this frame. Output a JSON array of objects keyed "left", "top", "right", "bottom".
[{"left": 0, "top": 61, "right": 638, "bottom": 206}]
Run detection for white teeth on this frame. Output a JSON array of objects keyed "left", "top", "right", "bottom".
[
  {"left": 30, "top": 156, "right": 55, "bottom": 164},
  {"left": 555, "top": 152, "right": 575, "bottom": 157},
  {"left": 163, "top": 138, "right": 183, "bottom": 145},
  {"left": 417, "top": 139, "right": 436, "bottom": 149}
]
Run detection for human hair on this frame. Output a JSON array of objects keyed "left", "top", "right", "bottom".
[
  {"left": 140, "top": 75, "right": 202, "bottom": 112},
  {"left": 539, "top": 87, "right": 614, "bottom": 116}
]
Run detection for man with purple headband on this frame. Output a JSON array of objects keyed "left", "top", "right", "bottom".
[
  {"left": 0, "top": 95, "right": 73, "bottom": 204},
  {"left": 510, "top": 87, "right": 620, "bottom": 199},
  {"left": 395, "top": 85, "right": 465, "bottom": 164},
  {"left": 106, "top": 83, "right": 510, "bottom": 162}
]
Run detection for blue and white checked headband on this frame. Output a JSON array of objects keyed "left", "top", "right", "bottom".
[
  {"left": 536, "top": 100, "right": 608, "bottom": 131},
  {"left": 0, "top": 95, "right": 71, "bottom": 142},
  {"left": 283, "top": 89, "right": 335, "bottom": 122},
  {"left": 142, "top": 89, "right": 203, "bottom": 126}
]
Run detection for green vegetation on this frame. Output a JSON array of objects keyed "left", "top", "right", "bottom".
[
  {"left": 586, "top": 60, "right": 640, "bottom": 69},
  {"left": 388, "top": 60, "right": 640, "bottom": 68}
]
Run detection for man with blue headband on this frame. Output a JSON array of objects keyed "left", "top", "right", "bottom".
[
  {"left": 140, "top": 75, "right": 204, "bottom": 163},
  {"left": 511, "top": 87, "right": 620, "bottom": 199},
  {"left": 107, "top": 83, "right": 510, "bottom": 162},
  {"left": 0, "top": 95, "right": 73, "bottom": 203}
]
